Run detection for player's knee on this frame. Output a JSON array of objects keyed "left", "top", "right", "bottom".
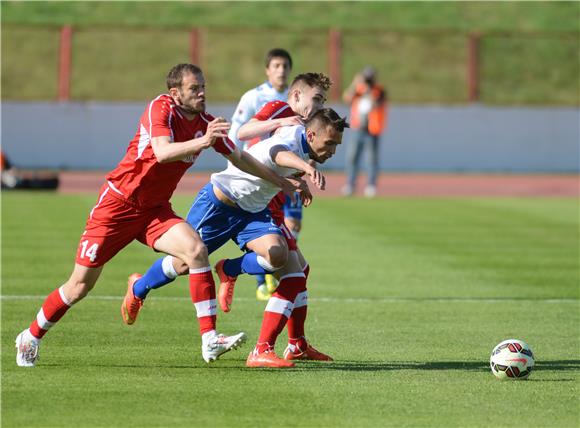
[
  {"left": 173, "top": 258, "right": 189, "bottom": 275},
  {"left": 266, "top": 245, "right": 288, "bottom": 269},
  {"left": 181, "top": 240, "right": 208, "bottom": 267}
]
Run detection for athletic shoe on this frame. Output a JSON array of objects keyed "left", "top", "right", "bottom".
[
  {"left": 202, "top": 332, "right": 247, "bottom": 363},
  {"left": 341, "top": 184, "right": 353, "bottom": 197},
  {"left": 265, "top": 274, "right": 278, "bottom": 293},
  {"left": 283, "top": 341, "right": 334, "bottom": 361},
  {"left": 15, "top": 329, "right": 40, "bottom": 367},
  {"left": 256, "top": 284, "right": 272, "bottom": 301},
  {"left": 364, "top": 185, "right": 377, "bottom": 198},
  {"left": 246, "top": 349, "right": 295, "bottom": 368},
  {"left": 121, "top": 273, "right": 143, "bottom": 325},
  {"left": 215, "top": 259, "right": 237, "bottom": 313}
]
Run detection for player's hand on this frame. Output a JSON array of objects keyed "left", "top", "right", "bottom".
[
  {"left": 306, "top": 166, "right": 325, "bottom": 191},
  {"left": 286, "top": 177, "right": 313, "bottom": 207},
  {"left": 280, "top": 178, "right": 299, "bottom": 204},
  {"left": 277, "top": 116, "right": 303, "bottom": 128},
  {"left": 299, "top": 185, "right": 313, "bottom": 207},
  {"left": 204, "top": 117, "right": 231, "bottom": 148}
]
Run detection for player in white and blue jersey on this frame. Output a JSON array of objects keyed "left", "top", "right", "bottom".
[
  {"left": 124, "top": 108, "right": 348, "bottom": 368},
  {"left": 228, "top": 48, "right": 292, "bottom": 149}
]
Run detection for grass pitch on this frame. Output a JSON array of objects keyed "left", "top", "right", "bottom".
[{"left": 2, "top": 192, "right": 579, "bottom": 427}]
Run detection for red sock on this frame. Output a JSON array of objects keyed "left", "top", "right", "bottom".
[
  {"left": 189, "top": 267, "right": 216, "bottom": 335},
  {"left": 255, "top": 274, "right": 305, "bottom": 353},
  {"left": 287, "top": 284, "right": 308, "bottom": 346},
  {"left": 29, "top": 287, "right": 72, "bottom": 339}
]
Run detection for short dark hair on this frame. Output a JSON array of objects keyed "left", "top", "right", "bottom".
[
  {"left": 290, "top": 72, "right": 332, "bottom": 92},
  {"left": 166, "top": 63, "right": 203, "bottom": 90},
  {"left": 306, "top": 108, "right": 349, "bottom": 133},
  {"left": 265, "top": 48, "right": 292, "bottom": 69}
]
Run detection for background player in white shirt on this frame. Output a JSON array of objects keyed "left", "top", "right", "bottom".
[{"left": 228, "top": 48, "right": 293, "bottom": 149}]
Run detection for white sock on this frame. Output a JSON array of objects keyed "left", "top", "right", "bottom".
[{"left": 161, "top": 256, "right": 178, "bottom": 279}]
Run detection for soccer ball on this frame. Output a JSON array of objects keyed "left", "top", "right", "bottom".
[{"left": 490, "top": 339, "right": 534, "bottom": 380}]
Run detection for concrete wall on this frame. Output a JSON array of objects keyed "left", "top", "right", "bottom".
[{"left": 2, "top": 102, "right": 578, "bottom": 172}]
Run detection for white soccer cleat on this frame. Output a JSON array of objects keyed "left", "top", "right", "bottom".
[
  {"left": 15, "top": 329, "right": 40, "bottom": 367},
  {"left": 201, "top": 332, "right": 247, "bottom": 363}
]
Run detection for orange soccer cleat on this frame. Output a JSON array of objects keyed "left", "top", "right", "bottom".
[
  {"left": 283, "top": 341, "right": 334, "bottom": 361},
  {"left": 246, "top": 349, "right": 295, "bottom": 368},
  {"left": 215, "top": 259, "right": 237, "bottom": 313},
  {"left": 121, "top": 273, "right": 144, "bottom": 325}
]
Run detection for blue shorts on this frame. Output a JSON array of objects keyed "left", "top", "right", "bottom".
[
  {"left": 186, "top": 183, "right": 283, "bottom": 255},
  {"left": 283, "top": 193, "right": 303, "bottom": 221}
]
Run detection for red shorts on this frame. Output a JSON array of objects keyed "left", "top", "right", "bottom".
[
  {"left": 277, "top": 220, "right": 298, "bottom": 252},
  {"left": 75, "top": 184, "right": 184, "bottom": 268},
  {"left": 269, "top": 193, "right": 297, "bottom": 251}
]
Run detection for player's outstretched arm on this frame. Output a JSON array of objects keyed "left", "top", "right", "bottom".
[
  {"left": 151, "top": 118, "right": 230, "bottom": 163},
  {"left": 237, "top": 116, "right": 303, "bottom": 141},
  {"left": 226, "top": 149, "right": 298, "bottom": 201},
  {"left": 272, "top": 149, "right": 326, "bottom": 191}
]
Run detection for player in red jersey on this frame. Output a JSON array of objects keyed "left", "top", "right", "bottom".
[
  {"left": 220, "top": 73, "right": 335, "bottom": 366},
  {"left": 15, "top": 63, "right": 299, "bottom": 367}
]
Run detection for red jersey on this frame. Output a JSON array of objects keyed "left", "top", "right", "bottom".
[
  {"left": 249, "top": 100, "right": 298, "bottom": 222},
  {"left": 106, "top": 94, "right": 236, "bottom": 209}
]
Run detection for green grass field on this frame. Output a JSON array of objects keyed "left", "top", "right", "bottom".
[{"left": 2, "top": 192, "right": 579, "bottom": 427}]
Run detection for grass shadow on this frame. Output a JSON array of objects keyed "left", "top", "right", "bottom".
[{"left": 35, "top": 360, "right": 580, "bottom": 375}]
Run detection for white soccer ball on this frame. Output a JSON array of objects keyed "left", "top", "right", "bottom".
[{"left": 490, "top": 339, "right": 535, "bottom": 380}]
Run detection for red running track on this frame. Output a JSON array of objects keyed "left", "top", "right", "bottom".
[{"left": 57, "top": 171, "right": 578, "bottom": 197}]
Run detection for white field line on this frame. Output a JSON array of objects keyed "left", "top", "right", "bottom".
[{"left": 0, "top": 295, "right": 577, "bottom": 304}]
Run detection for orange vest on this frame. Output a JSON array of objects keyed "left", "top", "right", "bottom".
[{"left": 350, "top": 84, "right": 387, "bottom": 136}]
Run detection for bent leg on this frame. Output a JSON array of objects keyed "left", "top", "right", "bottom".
[
  {"left": 223, "top": 234, "right": 288, "bottom": 277},
  {"left": 30, "top": 263, "right": 103, "bottom": 339}
]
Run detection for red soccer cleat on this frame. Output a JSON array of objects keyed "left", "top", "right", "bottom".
[
  {"left": 246, "top": 349, "right": 295, "bottom": 368},
  {"left": 215, "top": 259, "right": 237, "bottom": 313},
  {"left": 283, "top": 341, "right": 334, "bottom": 361},
  {"left": 121, "top": 273, "right": 143, "bottom": 325}
]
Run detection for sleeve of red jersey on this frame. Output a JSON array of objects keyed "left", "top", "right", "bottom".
[
  {"left": 148, "top": 97, "right": 173, "bottom": 138},
  {"left": 253, "top": 101, "right": 295, "bottom": 121},
  {"left": 202, "top": 113, "right": 237, "bottom": 155}
]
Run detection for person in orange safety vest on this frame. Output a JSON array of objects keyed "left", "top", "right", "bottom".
[{"left": 342, "top": 66, "right": 387, "bottom": 198}]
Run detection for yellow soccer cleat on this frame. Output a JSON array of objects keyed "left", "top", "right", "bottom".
[
  {"left": 264, "top": 274, "right": 278, "bottom": 293},
  {"left": 256, "top": 284, "right": 272, "bottom": 301}
]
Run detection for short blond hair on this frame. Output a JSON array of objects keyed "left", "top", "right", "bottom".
[{"left": 290, "top": 73, "right": 332, "bottom": 92}]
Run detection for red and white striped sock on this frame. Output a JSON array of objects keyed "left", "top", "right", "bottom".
[
  {"left": 189, "top": 267, "right": 216, "bottom": 336},
  {"left": 288, "top": 264, "right": 309, "bottom": 348},
  {"left": 255, "top": 273, "right": 305, "bottom": 353},
  {"left": 29, "top": 286, "right": 72, "bottom": 339}
]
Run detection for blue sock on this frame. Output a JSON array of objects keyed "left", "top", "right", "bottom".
[
  {"left": 255, "top": 274, "right": 266, "bottom": 287},
  {"left": 133, "top": 257, "right": 176, "bottom": 299},
  {"left": 223, "top": 253, "right": 271, "bottom": 276}
]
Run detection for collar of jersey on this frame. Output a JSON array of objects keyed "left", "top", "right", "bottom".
[{"left": 301, "top": 132, "right": 310, "bottom": 155}]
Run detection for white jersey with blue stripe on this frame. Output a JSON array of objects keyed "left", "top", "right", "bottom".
[
  {"left": 211, "top": 125, "right": 309, "bottom": 213},
  {"left": 228, "top": 81, "right": 288, "bottom": 148}
]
